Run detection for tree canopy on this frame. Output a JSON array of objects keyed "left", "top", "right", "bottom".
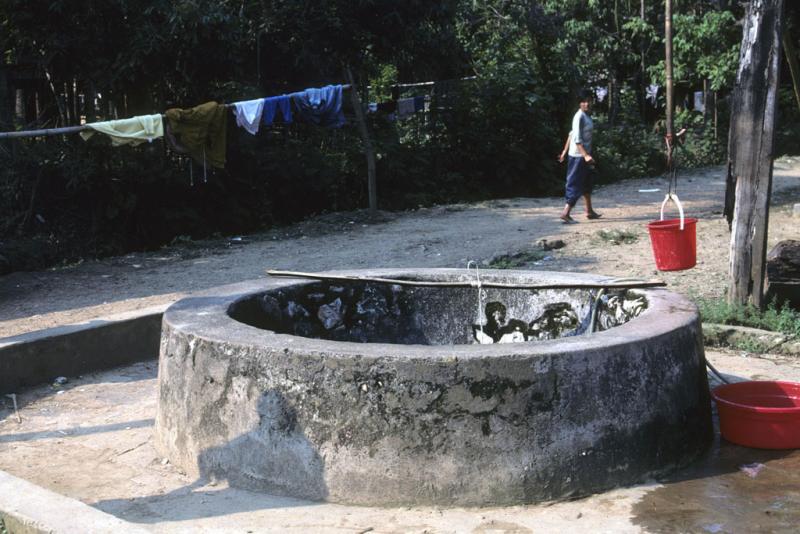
[{"left": 2, "top": 0, "right": 795, "bottom": 274}]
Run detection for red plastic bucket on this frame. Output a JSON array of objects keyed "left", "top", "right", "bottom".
[
  {"left": 711, "top": 381, "right": 800, "bottom": 449},
  {"left": 648, "top": 194, "right": 697, "bottom": 271}
]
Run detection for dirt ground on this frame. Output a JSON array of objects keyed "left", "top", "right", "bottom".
[{"left": 2, "top": 157, "right": 800, "bottom": 338}]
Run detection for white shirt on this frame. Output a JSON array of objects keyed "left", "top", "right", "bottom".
[{"left": 568, "top": 109, "right": 593, "bottom": 157}]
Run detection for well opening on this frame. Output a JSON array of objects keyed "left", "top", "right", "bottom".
[{"left": 228, "top": 281, "right": 648, "bottom": 345}]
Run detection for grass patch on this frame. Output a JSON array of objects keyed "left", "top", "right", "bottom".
[
  {"left": 488, "top": 249, "right": 547, "bottom": 269},
  {"left": 596, "top": 228, "right": 638, "bottom": 245},
  {"left": 731, "top": 336, "right": 773, "bottom": 354},
  {"left": 696, "top": 298, "right": 800, "bottom": 337}
]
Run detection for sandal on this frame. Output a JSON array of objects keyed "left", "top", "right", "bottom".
[
  {"left": 586, "top": 212, "right": 602, "bottom": 220},
  {"left": 560, "top": 215, "right": 577, "bottom": 224}
]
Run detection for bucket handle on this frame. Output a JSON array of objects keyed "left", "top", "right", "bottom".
[{"left": 660, "top": 193, "right": 685, "bottom": 230}]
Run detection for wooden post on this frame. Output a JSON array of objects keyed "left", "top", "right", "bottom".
[
  {"left": 345, "top": 66, "right": 378, "bottom": 211},
  {"left": 726, "top": 0, "right": 784, "bottom": 308},
  {"left": 782, "top": 27, "right": 800, "bottom": 112}
]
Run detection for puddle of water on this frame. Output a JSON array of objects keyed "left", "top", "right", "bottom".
[{"left": 632, "top": 433, "right": 800, "bottom": 533}]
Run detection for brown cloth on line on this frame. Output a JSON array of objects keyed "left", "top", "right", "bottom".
[{"left": 164, "top": 101, "right": 227, "bottom": 168}]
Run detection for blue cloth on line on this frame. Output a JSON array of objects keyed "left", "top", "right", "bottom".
[
  {"left": 291, "top": 85, "right": 345, "bottom": 128},
  {"left": 565, "top": 156, "right": 592, "bottom": 207},
  {"left": 262, "top": 95, "right": 293, "bottom": 125}
]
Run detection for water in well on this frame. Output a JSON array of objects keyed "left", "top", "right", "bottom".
[{"left": 229, "top": 281, "right": 647, "bottom": 345}]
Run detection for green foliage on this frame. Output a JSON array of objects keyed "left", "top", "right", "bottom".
[
  {"left": 593, "top": 121, "right": 664, "bottom": 181},
  {"left": 731, "top": 336, "right": 773, "bottom": 354},
  {"left": 596, "top": 228, "right": 639, "bottom": 245},
  {"left": 671, "top": 109, "right": 726, "bottom": 167},
  {"left": 696, "top": 298, "right": 800, "bottom": 338},
  {"left": 0, "top": 0, "right": 752, "bottom": 271},
  {"left": 488, "top": 249, "right": 547, "bottom": 269},
  {"left": 775, "top": 88, "right": 800, "bottom": 157},
  {"left": 647, "top": 11, "right": 740, "bottom": 91}
]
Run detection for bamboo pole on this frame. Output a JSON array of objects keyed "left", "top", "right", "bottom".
[
  {"left": 0, "top": 124, "right": 89, "bottom": 139},
  {"left": 266, "top": 270, "right": 666, "bottom": 290},
  {"left": 665, "top": 0, "right": 675, "bottom": 147}
]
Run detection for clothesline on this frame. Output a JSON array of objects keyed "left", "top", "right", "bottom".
[
  {"left": 0, "top": 75, "right": 480, "bottom": 140},
  {"left": 0, "top": 84, "right": 354, "bottom": 140}
]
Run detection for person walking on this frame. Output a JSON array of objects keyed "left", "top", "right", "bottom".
[{"left": 557, "top": 91, "right": 601, "bottom": 223}]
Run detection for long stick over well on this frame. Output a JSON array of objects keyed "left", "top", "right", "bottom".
[{"left": 266, "top": 270, "right": 666, "bottom": 290}]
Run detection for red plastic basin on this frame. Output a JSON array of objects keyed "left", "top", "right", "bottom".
[{"left": 711, "top": 381, "right": 800, "bottom": 449}]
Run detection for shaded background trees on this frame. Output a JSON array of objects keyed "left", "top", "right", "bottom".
[{"left": 0, "top": 0, "right": 797, "bottom": 273}]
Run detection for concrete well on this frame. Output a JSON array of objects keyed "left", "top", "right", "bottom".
[{"left": 154, "top": 269, "right": 712, "bottom": 506}]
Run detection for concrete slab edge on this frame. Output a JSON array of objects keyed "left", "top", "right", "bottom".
[
  {"left": 702, "top": 322, "right": 800, "bottom": 355},
  {"left": 0, "top": 469, "right": 149, "bottom": 534},
  {"left": 0, "top": 305, "right": 166, "bottom": 394}
]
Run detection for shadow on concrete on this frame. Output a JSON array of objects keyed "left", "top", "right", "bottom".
[
  {"left": 0, "top": 418, "right": 154, "bottom": 443},
  {"left": 93, "top": 390, "right": 328, "bottom": 523}
]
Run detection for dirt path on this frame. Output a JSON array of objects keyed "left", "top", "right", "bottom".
[{"left": 2, "top": 158, "right": 800, "bottom": 337}]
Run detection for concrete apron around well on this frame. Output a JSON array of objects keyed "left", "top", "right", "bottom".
[{"left": 154, "top": 269, "right": 713, "bottom": 507}]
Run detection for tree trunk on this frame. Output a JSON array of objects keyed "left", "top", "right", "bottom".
[
  {"left": 345, "top": 66, "right": 378, "bottom": 211},
  {"left": 608, "top": 78, "right": 619, "bottom": 126},
  {"left": 726, "top": 0, "right": 784, "bottom": 308},
  {"left": 713, "top": 90, "right": 718, "bottom": 140},
  {"left": 15, "top": 88, "right": 25, "bottom": 125},
  {"left": 85, "top": 82, "right": 97, "bottom": 123},
  {"left": 63, "top": 82, "right": 73, "bottom": 124},
  {"left": 0, "top": 67, "right": 11, "bottom": 129},
  {"left": 782, "top": 27, "right": 800, "bottom": 112}
]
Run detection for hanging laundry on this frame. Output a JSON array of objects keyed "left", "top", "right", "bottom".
[
  {"left": 646, "top": 84, "right": 659, "bottom": 105},
  {"left": 377, "top": 101, "right": 397, "bottom": 113},
  {"left": 594, "top": 87, "right": 608, "bottom": 103},
  {"left": 80, "top": 114, "right": 163, "bottom": 146},
  {"left": 367, "top": 103, "right": 378, "bottom": 113},
  {"left": 262, "top": 95, "right": 293, "bottom": 126},
  {"left": 396, "top": 97, "right": 415, "bottom": 119},
  {"left": 164, "top": 101, "right": 227, "bottom": 169},
  {"left": 291, "top": 85, "right": 345, "bottom": 128},
  {"left": 232, "top": 98, "right": 265, "bottom": 135},
  {"left": 413, "top": 96, "right": 425, "bottom": 112},
  {"left": 693, "top": 91, "right": 705, "bottom": 113}
]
